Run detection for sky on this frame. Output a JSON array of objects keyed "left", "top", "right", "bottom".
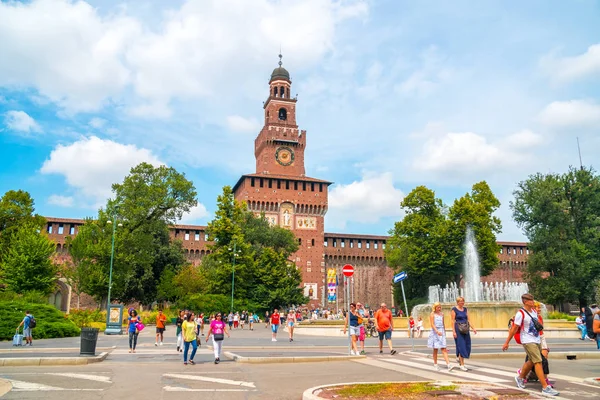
[{"left": 1, "top": 0, "right": 599, "bottom": 241}]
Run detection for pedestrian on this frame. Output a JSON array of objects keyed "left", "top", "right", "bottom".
[
  {"left": 286, "top": 309, "right": 297, "bottom": 342},
  {"left": 270, "top": 309, "right": 281, "bottom": 342},
  {"left": 502, "top": 293, "right": 559, "bottom": 396},
  {"left": 408, "top": 316, "right": 415, "bottom": 338},
  {"left": 584, "top": 305, "right": 595, "bottom": 340},
  {"left": 176, "top": 310, "right": 184, "bottom": 352},
  {"left": 523, "top": 301, "right": 551, "bottom": 387},
  {"left": 228, "top": 312, "right": 234, "bottom": 329},
  {"left": 343, "top": 303, "right": 361, "bottom": 355},
  {"left": 233, "top": 312, "right": 239, "bottom": 329},
  {"left": 206, "top": 313, "right": 230, "bottom": 364},
  {"left": 155, "top": 309, "right": 167, "bottom": 346},
  {"left": 181, "top": 313, "right": 198, "bottom": 365},
  {"left": 240, "top": 311, "right": 246, "bottom": 330},
  {"left": 199, "top": 313, "right": 205, "bottom": 337},
  {"left": 248, "top": 312, "right": 255, "bottom": 331},
  {"left": 593, "top": 309, "right": 600, "bottom": 350},
  {"left": 416, "top": 316, "right": 424, "bottom": 338},
  {"left": 451, "top": 296, "right": 477, "bottom": 371},
  {"left": 17, "top": 310, "right": 34, "bottom": 347},
  {"left": 357, "top": 302, "right": 366, "bottom": 354},
  {"left": 127, "top": 310, "right": 141, "bottom": 353},
  {"left": 374, "top": 303, "right": 397, "bottom": 355},
  {"left": 428, "top": 302, "right": 455, "bottom": 371},
  {"left": 265, "top": 310, "right": 270, "bottom": 328},
  {"left": 576, "top": 312, "right": 588, "bottom": 340}
]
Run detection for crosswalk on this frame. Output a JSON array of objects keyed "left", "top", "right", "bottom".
[{"left": 357, "top": 352, "right": 600, "bottom": 399}]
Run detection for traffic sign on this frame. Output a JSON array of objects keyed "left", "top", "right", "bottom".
[
  {"left": 342, "top": 264, "right": 354, "bottom": 277},
  {"left": 393, "top": 271, "right": 407, "bottom": 283}
]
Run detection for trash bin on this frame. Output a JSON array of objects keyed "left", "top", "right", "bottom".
[{"left": 80, "top": 327, "right": 99, "bottom": 356}]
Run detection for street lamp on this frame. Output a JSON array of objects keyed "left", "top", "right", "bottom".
[
  {"left": 228, "top": 243, "right": 241, "bottom": 312},
  {"left": 105, "top": 216, "right": 122, "bottom": 334}
]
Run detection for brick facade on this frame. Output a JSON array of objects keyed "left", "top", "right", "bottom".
[{"left": 43, "top": 59, "right": 529, "bottom": 310}]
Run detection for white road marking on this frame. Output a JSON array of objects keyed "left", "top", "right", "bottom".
[
  {"left": 380, "top": 358, "right": 508, "bottom": 383},
  {"left": 8, "top": 379, "right": 103, "bottom": 392},
  {"left": 164, "top": 386, "right": 251, "bottom": 392},
  {"left": 163, "top": 373, "right": 256, "bottom": 388},
  {"left": 45, "top": 373, "right": 111, "bottom": 383}
]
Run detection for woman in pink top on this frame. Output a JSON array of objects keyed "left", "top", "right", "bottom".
[{"left": 206, "top": 313, "right": 230, "bottom": 364}]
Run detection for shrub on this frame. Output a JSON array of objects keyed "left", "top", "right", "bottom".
[
  {"left": 547, "top": 311, "right": 576, "bottom": 321},
  {"left": 175, "top": 294, "right": 261, "bottom": 315},
  {"left": 0, "top": 300, "right": 80, "bottom": 340}
]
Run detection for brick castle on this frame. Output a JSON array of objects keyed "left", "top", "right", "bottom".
[{"left": 45, "top": 57, "right": 529, "bottom": 312}]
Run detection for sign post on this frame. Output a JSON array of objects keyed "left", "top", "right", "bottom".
[
  {"left": 393, "top": 271, "right": 413, "bottom": 351},
  {"left": 343, "top": 264, "right": 354, "bottom": 355}
]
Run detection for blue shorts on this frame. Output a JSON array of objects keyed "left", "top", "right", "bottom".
[
  {"left": 378, "top": 329, "right": 392, "bottom": 341},
  {"left": 271, "top": 324, "right": 279, "bottom": 333}
]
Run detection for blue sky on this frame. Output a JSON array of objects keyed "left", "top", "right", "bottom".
[{"left": 1, "top": 0, "right": 599, "bottom": 241}]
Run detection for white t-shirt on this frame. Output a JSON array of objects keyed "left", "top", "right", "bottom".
[
  {"left": 514, "top": 308, "right": 540, "bottom": 344},
  {"left": 576, "top": 316, "right": 583, "bottom": 325}
]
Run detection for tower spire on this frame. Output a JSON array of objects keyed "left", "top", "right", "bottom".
[{"left": 278, "top": 51, "right": 283, "bottom": 67}]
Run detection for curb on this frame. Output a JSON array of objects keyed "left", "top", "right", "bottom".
[
  {"left": 0, "top": 378, "right": 12, "bottom": 398},
  {"left": 468, "top": 351, "right": 600, "bottom": 360},
  {"left": 224, "top": 351, "right": 365, "bottom": 364},
  {"left": 583, "top": 377, "right": 600, "bottom": 386},
  {"left": 0, "top": 351, "right": 108, "bottom": 366}
]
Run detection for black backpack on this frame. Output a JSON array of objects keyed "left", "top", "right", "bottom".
[{"left": 28, "top": 316, "right": 37, "bottom": 329}]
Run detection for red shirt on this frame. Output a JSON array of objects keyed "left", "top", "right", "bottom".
[{"left": 271, "top": 313, "right": 280, "bottom": 325}]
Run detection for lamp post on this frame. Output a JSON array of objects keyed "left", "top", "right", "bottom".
[
  {"left": 105, "top": 215, "right": 122, "bottom": 334},
  {"left": 229, "top": 243, "right": 240, "bottom": 312}
]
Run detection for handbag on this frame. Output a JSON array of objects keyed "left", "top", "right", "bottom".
[
  {"left": 522, "top": 309, "right": 544, "bottom": 332},
  {"left": 457, "top": 322, "right": 469, "bottom": 335},
  {"left": 213, "top": 333, "right": 225, "bottom": 341},
  {"left": 135, "top": 322, "right": 145, "bottom": 332}
]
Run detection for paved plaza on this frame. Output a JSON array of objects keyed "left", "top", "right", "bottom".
[{"left": 1, "top": 326, "right": 599, "bottom": 399}]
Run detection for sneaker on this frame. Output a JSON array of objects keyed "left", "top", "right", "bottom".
[
  {"left": 128, "top": 349, "right": 132, "bottom": 353},
  {"left": 155, "top": 342, "right": 158, "bottom": 347},
  {"left": 360, "top": 350, "right": 365, "bottom": 355},
  {"left": 390, "top": 349, "right": 397, "bottom": 355},
  {"left": 160, "top": 342, "right": 163, "bottom": 346},
  {"left": 460, "top": 365, "right": 468, "bottom": 371},
  {"left": 541, "top": 386, "right": 559, "bottom": 396},
  {"left": 434, "top": 364, "right": 441, "bottom": 371},
  {"left": 216, "top": 358, "right": 220, "bottom": 364},
  {"left": 177, "top": 346, "right": 180, "bottom": 352},
  {"left": 447, "top": 364, "right": 455, "bottom": 371},
  {"left": 183, "top": 362, "right": 187, "bottom": 365},
  {"left": 515, "top": 375, "right": 526, "bottom": 389},
  {"left": 272, "top": 338, "right": 276, "bottom": 342},
  {"left": 379, "top": 350, "right": 383, "bottom": 354},
  {"left": 189, "top": 360, "right": 195, "bottom": 365}
]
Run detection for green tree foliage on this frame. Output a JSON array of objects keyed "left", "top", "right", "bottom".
[
  {"left": 0, "top": 190, "right": 56, "bottom": 294},
  {"left": 68, "top": 163, "right": 197, "bottom": 306},
  {"left": 386, "top": 182, "right": 501, "bottom": 300},
  {"left": 511, "top": 167, "right": 600, "bottom": 307},
  {"left": 203, "top": 186, "right": 305, "bottom": 310}
]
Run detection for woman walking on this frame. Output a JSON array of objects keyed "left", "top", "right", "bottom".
[
  {"left": 248, "top": 312, "right": 255, "bottom": 331},
  {"left": 176, "top": 310, "right": 184, "bottom": 353},
  {"left": 343, "top": 303, "right": 361, "bottom": 355},
  {"left": 181, "top": 313, "right": 198, "bottom": 365},
  {"left": 287, "top": 309, "right": 297, "bottom": 342},
  {"left": 451, "top": 297, "right": 477, "bottom": 371},
  {"left": 127, "top": 310, "right": 141, "bottom": 353},
  {"left": 428, "top": 302, "right": 455, "bottom": 371},
  {"left": 206, "top": 313, "right": 230, "bottom": 364}
]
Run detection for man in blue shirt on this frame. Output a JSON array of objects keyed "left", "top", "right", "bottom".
[{"left": 18, "top": 310, "right": 33, "bottom": 346}]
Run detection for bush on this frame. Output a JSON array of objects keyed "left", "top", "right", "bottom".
[
  {"left": 547, "top": 311, "right": 576, "bottom": 321},
  {"left": 0, "top": 300, "right": 80, "bottom": 340},
  {"left": 175, "top": 294, "right": 261, "bottom": 315},
  {"left": 67, "top": 309, "right": 106, "bottom": 328},
  {"left": 138, "top": 309, "right": 177, "bottom": 325}
]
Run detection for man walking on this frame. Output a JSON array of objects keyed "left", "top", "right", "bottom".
[
  {"left": 17, "top": 310, "right": 34, "bottom": 346},
  {"left": 374, "top": 303, "right": 396, "bottom": 355},
  {"left": 270, "top": 309, "right": 281, "bottom": 342},
  {"left": 155, "top": 310, "right": 167, "bottom": 346},
  {"left": 502, "top": 293, "right": 559, "bottom": 396}
]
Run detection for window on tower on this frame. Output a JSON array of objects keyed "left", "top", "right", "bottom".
[
  {"left": 273, "top": 87, "right": 277, "bottom": 97},
  {"left": 280, "top": 86, "right": 285, "bottom": 97},
  {"left": 278, "top": 108, "right": 287, "bottom": 120}
]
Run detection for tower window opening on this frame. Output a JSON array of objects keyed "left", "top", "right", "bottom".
[
  {"left": 286, "top": 180, "right": 290, "bottom": 190},
  {"left": 277, "top": 180, "right": 281, "bottom": 189},
  {"left": 311, "top": 239, "right": 315, "bottom": 246},
  {"left": 273, "top": 87, "right": 277, "bottom": 97},
  {"left": 294, "top": 181, "right": 298, "bottom": 190},
  {"left": 278, "top": 108, "right": 287, "bottom": 121},
  {"left": 280, "top": 86, "right": 285, "bottom": 97},
  {"left": 268, "top": 179, "right": 272, "bottom": 189},
  {"left": 260, "top": 178, "right": 264, "bottom": 188},
  {"left": 319, "top": 184, "right": 323, "bottom": 192},
  {"left": 302, "top": 182, "right": 306, "bottom": 191},
  {"left": 251, "top": 178, "right": 255, "bottom": 187},
  {"left": 311, "top": 183, "right": 315, "bottom": 191},
  {"left": 286, "top": 88, "right": 290, "bottom": 98},
  {"left": 298, "top": 238, "right": 302, "bottom": 245}
]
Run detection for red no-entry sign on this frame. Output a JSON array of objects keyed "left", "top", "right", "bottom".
[{"left": 342, "top": 264, "right": 354, "bottom": 277}]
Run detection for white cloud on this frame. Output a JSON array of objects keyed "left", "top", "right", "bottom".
[
  {"left": 0, "top": 0, "right": 368, "bottom": 115},
  {"left": 538, "top": 100, "right": 600, "bottom": 128},
  {"left": 40, "top": 136, "right": 163, "bottom": 202},
  {"left": 3, "top": 110, "right": 41, "bottom": 133},
  {"left": 178, "top": 203, "right": 210, "bottom": 224},
  {"left": 226, "top": 115, "right": 260, "bottom": 133},
  {"left": 541, "top": 43, "right": 600, "bottom": 83},
  {"left": 89, "top": 117, "right": 107, "bottom": 129},
  {"left": 48, "top": 194, "right": 74, "bottom": 207},
  {"left": 327, "top": 172, "right": 404, "bottom": 229},
  {"left": 395, "top": 46, "right": 452, "bottom": 98},
  {"left": 413, "top": 129, "right": 543, "bottom": 177}
]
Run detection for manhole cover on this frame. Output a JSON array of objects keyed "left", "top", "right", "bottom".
[
  {"left": 487, "top": 388, "right": 527, "bottom": 395},
  {"left": 424, "top": 390, "right": 462, "bottom": 396}
]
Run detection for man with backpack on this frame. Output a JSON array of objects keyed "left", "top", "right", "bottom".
[
  {"left": 502, "top": 293, "right": 559, "bottom": 396},
  {"left": 17, "top": 310, "right": 35, "bottom": 346}
]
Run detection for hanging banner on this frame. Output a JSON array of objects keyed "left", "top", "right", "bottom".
[{"left": 327, "top": 268, "right": 337, "bottom": 302}]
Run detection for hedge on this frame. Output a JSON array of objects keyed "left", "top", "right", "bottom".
[{"left": 0, "top": 300, "right": 80, "bottom": 340}]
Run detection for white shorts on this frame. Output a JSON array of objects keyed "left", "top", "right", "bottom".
[{"left": 349, "top": 326, "right": 360, "bottom": 336}]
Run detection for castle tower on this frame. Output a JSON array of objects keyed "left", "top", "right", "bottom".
[{"left": 233, "top": 55, "right": 331, "bottom": 307}]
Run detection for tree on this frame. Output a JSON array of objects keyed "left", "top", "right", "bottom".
[
  {"left": 2, "top": 223, "right": 58, "bottom": 294},
  {"left": 68, "top": 163, "right": 197, "bottom": 306},
  {"left": 203, "top": 186, "right": 305, "bottom": 310},
  {"left": 386, "top": 182, "right": 501, "bottom": 300},
  {"left": 511, "top": 167, "right": 600, "bottom": 307}
]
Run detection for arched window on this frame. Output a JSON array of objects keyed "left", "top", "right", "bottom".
[
  {"left": 280, "top": 86, "right": 285, "bottom": 97},
  {"left": 273, "top": 87, "right": 278, "bottom": 97},
  {"left": 278, "top": 108, "right": 287, "bottom": 120}
]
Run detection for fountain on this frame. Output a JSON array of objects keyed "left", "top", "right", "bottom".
[{"left": 412, "top": 226, "right": 531, "bottom": 330}]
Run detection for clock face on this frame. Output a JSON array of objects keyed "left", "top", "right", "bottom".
[{"left": 275, "top": 146, "right": 295, "bottom": 166}]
